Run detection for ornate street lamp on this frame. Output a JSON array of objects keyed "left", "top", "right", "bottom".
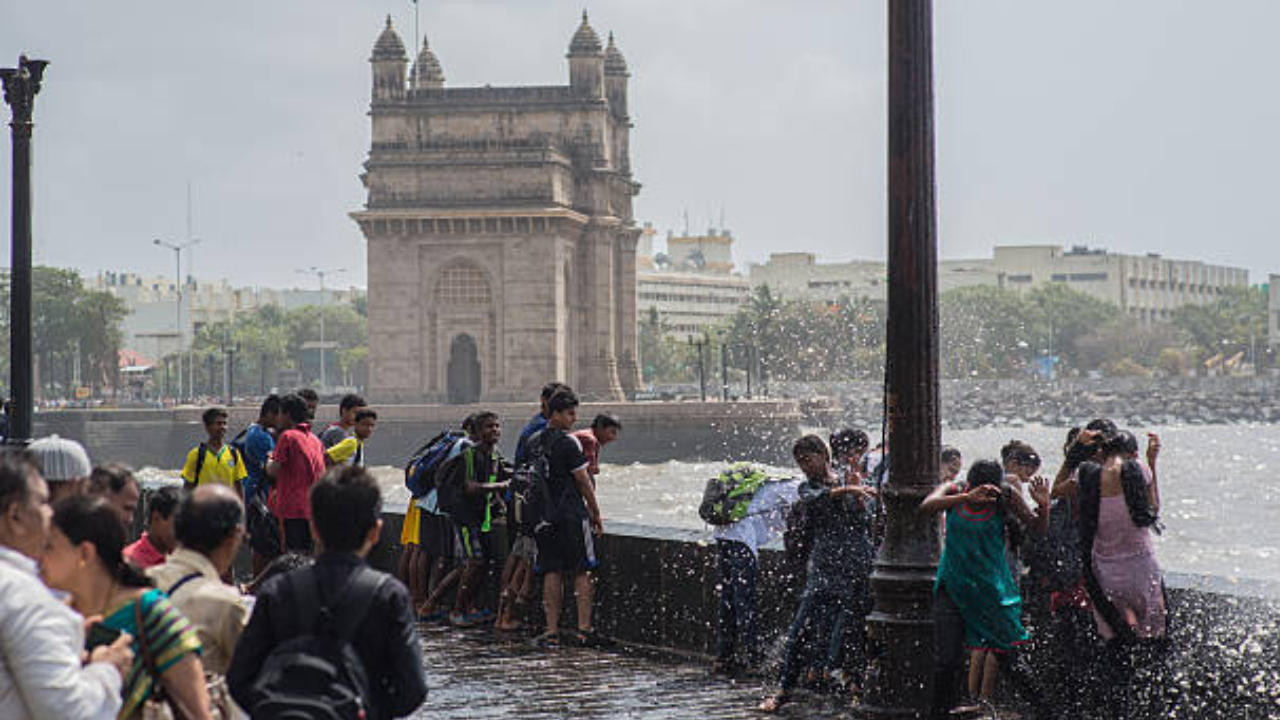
[
  {"left": 1, "top": 55, "right": 49, "bottom": 445},
  {"left": 858, "top": 2, "right": 946, "bottom": 717}
]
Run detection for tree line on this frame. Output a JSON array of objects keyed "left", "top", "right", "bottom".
[{"left": 640, "top": 281, "right": 1274, "bottom": 386}]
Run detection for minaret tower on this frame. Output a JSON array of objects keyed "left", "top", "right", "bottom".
[
  {"left": 567, "top": 11, "right": 605, "bottom": 99},
  {"left": 370, "top": 15, "right": 408, "bottom": 101}
]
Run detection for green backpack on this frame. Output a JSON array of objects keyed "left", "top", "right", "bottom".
[{"left": 698, "top": 463, "right": 771, "bottom": 526}]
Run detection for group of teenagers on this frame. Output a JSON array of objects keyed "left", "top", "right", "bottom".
[
  {"left": 712, "top": 419, "right": 1169, "bottom": 719},
  {"left": 396, "top": 382, "right": 624, "bottom": 648}
]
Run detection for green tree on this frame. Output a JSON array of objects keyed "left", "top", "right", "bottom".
[{"left": 1172, "top": 286, "right": 1268, "bottom": 368}]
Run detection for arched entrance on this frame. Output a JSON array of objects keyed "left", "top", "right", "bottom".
[{"left": 447, "top": 333, "right": 481, "bottom": 404}]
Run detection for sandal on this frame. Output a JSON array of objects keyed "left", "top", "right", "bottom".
[
  {"left": 570, "top": 627, "right": 614, "bottom": 648},
  {"left": 530, "top": 631, "right": 560, "bottom": 648},
  {"left": 757, "top": 692, "right": 791, "bottom": 713}
]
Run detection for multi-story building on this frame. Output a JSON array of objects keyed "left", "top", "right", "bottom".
[
  {"left": 637, "top": 228, "right": 750, "bottom": 339},
  {"left": 1270, "top": 274, "right": 1280, "bottom": 348},
  {"left": 989, "top": 245, "right": 1247, "bottom": 323},
  {"left": 747, "top": 252, "right": 1001, "bottom": 302},
  {"left": 746, "top": 244, "right": 1248, "bottom": 323},
  {"left": 93, "top": 272, "right": 360, "bottom": 362}
]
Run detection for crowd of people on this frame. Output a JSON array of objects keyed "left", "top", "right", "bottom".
[
  {"left": 0, "top": 376, "right": 1171, "bottom": 719},
  {"left": 710, "top": 419, "right": 1169, "bottom": 719},
  {"left": 0, "top": 390, "right": 425, "bottom": 720}
]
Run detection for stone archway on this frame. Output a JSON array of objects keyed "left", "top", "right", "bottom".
[{"left": 446, "top": 333, "right": 481, "bottom": 404}]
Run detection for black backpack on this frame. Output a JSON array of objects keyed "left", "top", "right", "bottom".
[
  {"left": 511, "top": 428, "right": 564, "bottom": 535},
  {"left": 245, "top": 566, "right": 388, "bottom": 720}
]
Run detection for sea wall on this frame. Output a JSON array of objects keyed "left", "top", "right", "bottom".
[
  {"left": 371, "top": 514, "right": 1280, "bottom": 720},
  {"left": 31, "top": 399, "right": 804, "bottom": 469}
]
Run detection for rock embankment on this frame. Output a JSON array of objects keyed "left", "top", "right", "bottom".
[{"left": 785, "top": 376, "right": 1280, "bottom": 429}]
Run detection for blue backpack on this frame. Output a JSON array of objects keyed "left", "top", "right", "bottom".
[{"left": 404, "top": 430, "right": 464, "bottom": 498}]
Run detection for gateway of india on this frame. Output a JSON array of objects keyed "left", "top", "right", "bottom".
[{"left": 351, "top": 13, "right": 642, "bottom": 404}]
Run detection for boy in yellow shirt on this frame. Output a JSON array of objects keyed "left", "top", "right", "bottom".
[
  {"left": 326, "top": 409, "right": 377, "bottom": 468},
  {"left": 182, "top": 407, "right": 248, "bottom": 490}
]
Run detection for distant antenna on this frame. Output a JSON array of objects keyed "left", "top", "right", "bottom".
[
  {"left": 682, "top": 209, "right": 689, "bottom": 236},
  {"left": 720, "top": 205, "right": 726, "bottom": 233}
]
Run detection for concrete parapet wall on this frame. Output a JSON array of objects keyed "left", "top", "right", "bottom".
[
  {"left": 371, "top": 514, "right": 1280, "bottom": 719},
  {"left": 31, "top": 399, "right": 803, "bottom": 470}
]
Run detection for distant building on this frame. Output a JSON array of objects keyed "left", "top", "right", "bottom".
[
  {"left": 93, "top": 272, "right": 361, "bottom": 362},
  {"left": 637, "top": 227, "right": 749, "bottom": 339},
  {"left": 747, "top": 244, "right": 1248, "bottom": 323},
  {"left": 1269, "top": 274, "right": 1280, "bottom": 348},
  {"left": 988, "top": 245, "right": 1247, "bottom": 323},
  {"left": 747, "top": 252, "right": 999, "bottom": 302}
]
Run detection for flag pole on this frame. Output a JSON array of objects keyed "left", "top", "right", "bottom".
[{"left": 413, "top": 0, "right": 420, "bottom": 59}]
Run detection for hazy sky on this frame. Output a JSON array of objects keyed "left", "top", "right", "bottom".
[{"left": 4, "top": 0, "right": 1279, "bottom": 289}]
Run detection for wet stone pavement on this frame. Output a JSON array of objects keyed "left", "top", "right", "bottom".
[{"left": 411, "top": 622, "right": 861, "bottom": 719}]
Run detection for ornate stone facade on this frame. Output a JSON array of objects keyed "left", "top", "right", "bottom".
[{"left": 352, "top": 14, "right": 642, "bottom": 403}]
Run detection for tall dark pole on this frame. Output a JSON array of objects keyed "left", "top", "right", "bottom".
[
  {"left": 1, "top": 56, "right": 48, "bottom": 446},
  {"left": 860, "top": 2, "right": 942, "bottom": 718}
]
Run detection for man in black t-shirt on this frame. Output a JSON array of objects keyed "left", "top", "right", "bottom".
[
  {"left": 531, "top": 389, "right": 606, "bottom": 647},
  {"left": 442, "top": 412, "right": 508, "bottom": 627}
]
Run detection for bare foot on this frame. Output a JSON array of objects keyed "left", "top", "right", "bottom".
[{"left": 757, "top": 692, "right": 790, "bottom": 713}]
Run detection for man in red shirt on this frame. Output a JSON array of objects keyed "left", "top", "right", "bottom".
[
  {"left": 266, "top": 394, "right": 327, "bottom": 554},
  {"left": 123, "top": 485, "right": 183, "bottom": 568},
  {"left": 572, "top": 413, "right": 622, "bottom": 484}
]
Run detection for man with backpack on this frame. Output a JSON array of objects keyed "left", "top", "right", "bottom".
[
  {"left": 239, "top": 395, "right": 283, "bottom": 575},
  {"left": 436, "top": 411, "right": 509, "bottom": 627},
  {"left": 181, "top": 407, "right": 248, "bottom": 491},
  {"left": 526, "top": 389, "right": 605, "bottom": 647},
  {"left": 412, "top": 415, "right": 476, "bottom": 621},
  {"left": 228, "top": 465, "right": 427, "bottom": 720},
  {"left": 700, "top": 463, "right": 800, "bottom": 675}
]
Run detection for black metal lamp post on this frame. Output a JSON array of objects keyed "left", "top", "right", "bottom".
[
  {"left": 859, "top": 2, "right": 944, "bottom": 718},
  {"left": 1, "top": 55, "right": 49, "bottom": 446}
]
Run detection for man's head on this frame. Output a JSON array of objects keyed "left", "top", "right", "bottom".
[
  {"left": 941, "top": 446, "right": 963, "bottom": 481},
  {"left": 338, "top": 394, "right": 367, "bottom": 425},
  {"left": 546, "top": 389, "right": 579, "bottom": 431},
  {"left": 145, "top": 485, "right": 185, "bottom": 555},
  {"left": 539, "top": 382, "right": 567, "bottom": 418},
  {"left": 279, "top": 394, "right": 310, "bottom": 429},
  {"left": 258, "top": 394, "right": 284, "bottom": 431},
  {"left": 295, "top": 388, "right": 320, "bottom": 420},
  {"left": 28, "top": 435, "right": 91, "bottom": 503},
  {"left": 792, "top": 434, "right": 831, "bottom": 482},
  {"left": 0, "top": 452, "right": 50, "bottom": 561},
  {"left": 1000, "top": 440, "right": 1041, "bottom": 479},
  {"left": 310, "top": 465, "right": 383, "bottom": 556},
  {"left": 591, "top": 413, "right": 622, "bottom": 446},
  {"left": 829, "top": 428, "right": 870, "bottom": 463},
  {"left": 202, "top": 407, "right": 230, "bottom": 444},
  {"left": 175, "top": 484, "right": 244, "bottom": 573},
  {"left": 353, "top": 409, "right": 378, "bottom": 441},
  {"left": 472, "top": 411, "right": 501, "bottom": 448},
  {"left": 87, "top": 463, "right": 141, "bottom": 528}
]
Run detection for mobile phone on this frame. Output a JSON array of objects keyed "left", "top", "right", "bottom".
[{"left": 85, "top": 622, "right": 123, "bottom": 652}]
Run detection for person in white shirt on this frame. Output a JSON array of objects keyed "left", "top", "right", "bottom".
[
  {"left": 0, "top": 452, "right": 132, "bottom": 720},
  {"left": 710, "top": 465, "right": 801, "bottom": 674}
]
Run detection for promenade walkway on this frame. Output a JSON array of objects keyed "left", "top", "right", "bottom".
[{"left": 410, "top": 622, "right": 859, "bottom": 719}]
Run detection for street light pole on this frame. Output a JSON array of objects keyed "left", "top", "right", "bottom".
[
  {"left": 859, "top": 1, "right": 944, "bottom": 717},
  {"left": 2, "top": 55, "right": 49, "bottom": 445},
  {"left": 154, "top": 237, "right": 200, "bottom": 403},
  {"left": 298, "top": 267, "right": 346, "bottom": 393}
]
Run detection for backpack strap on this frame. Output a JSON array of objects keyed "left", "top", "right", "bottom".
[
  {"left": 166, "top": 572, "right": 204, "bottom": 598},
  {"left": 188, "top": 443, "right": 209, "bottom": 490},
  {"left": 297, "top": 565, "right": 389, "bottom": 641}
]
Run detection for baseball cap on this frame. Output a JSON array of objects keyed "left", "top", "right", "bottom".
[{"left": 28, "top": 435, "right": 92, "bottom": 482}]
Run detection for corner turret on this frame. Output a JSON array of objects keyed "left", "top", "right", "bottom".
[
  {"left": 567, "top": 11, "right": 605, "bottom": 99},
  {"left": 604, "top": 32, "right": 629, "bottom": 119},
  {"left": 370, "top": 16, "right": 408, "bottom": 101},
  {"left": 411, "top": 37, "right": 445, "bottom": 91}
]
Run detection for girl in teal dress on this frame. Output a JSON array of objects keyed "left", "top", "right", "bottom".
[{"left": 921, "top": 459, "right": 1050, "bottom": 720}]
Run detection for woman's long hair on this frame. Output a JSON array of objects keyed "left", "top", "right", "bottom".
[{"left": 53, "top": 494, "right": 153, "bottom": 589}]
